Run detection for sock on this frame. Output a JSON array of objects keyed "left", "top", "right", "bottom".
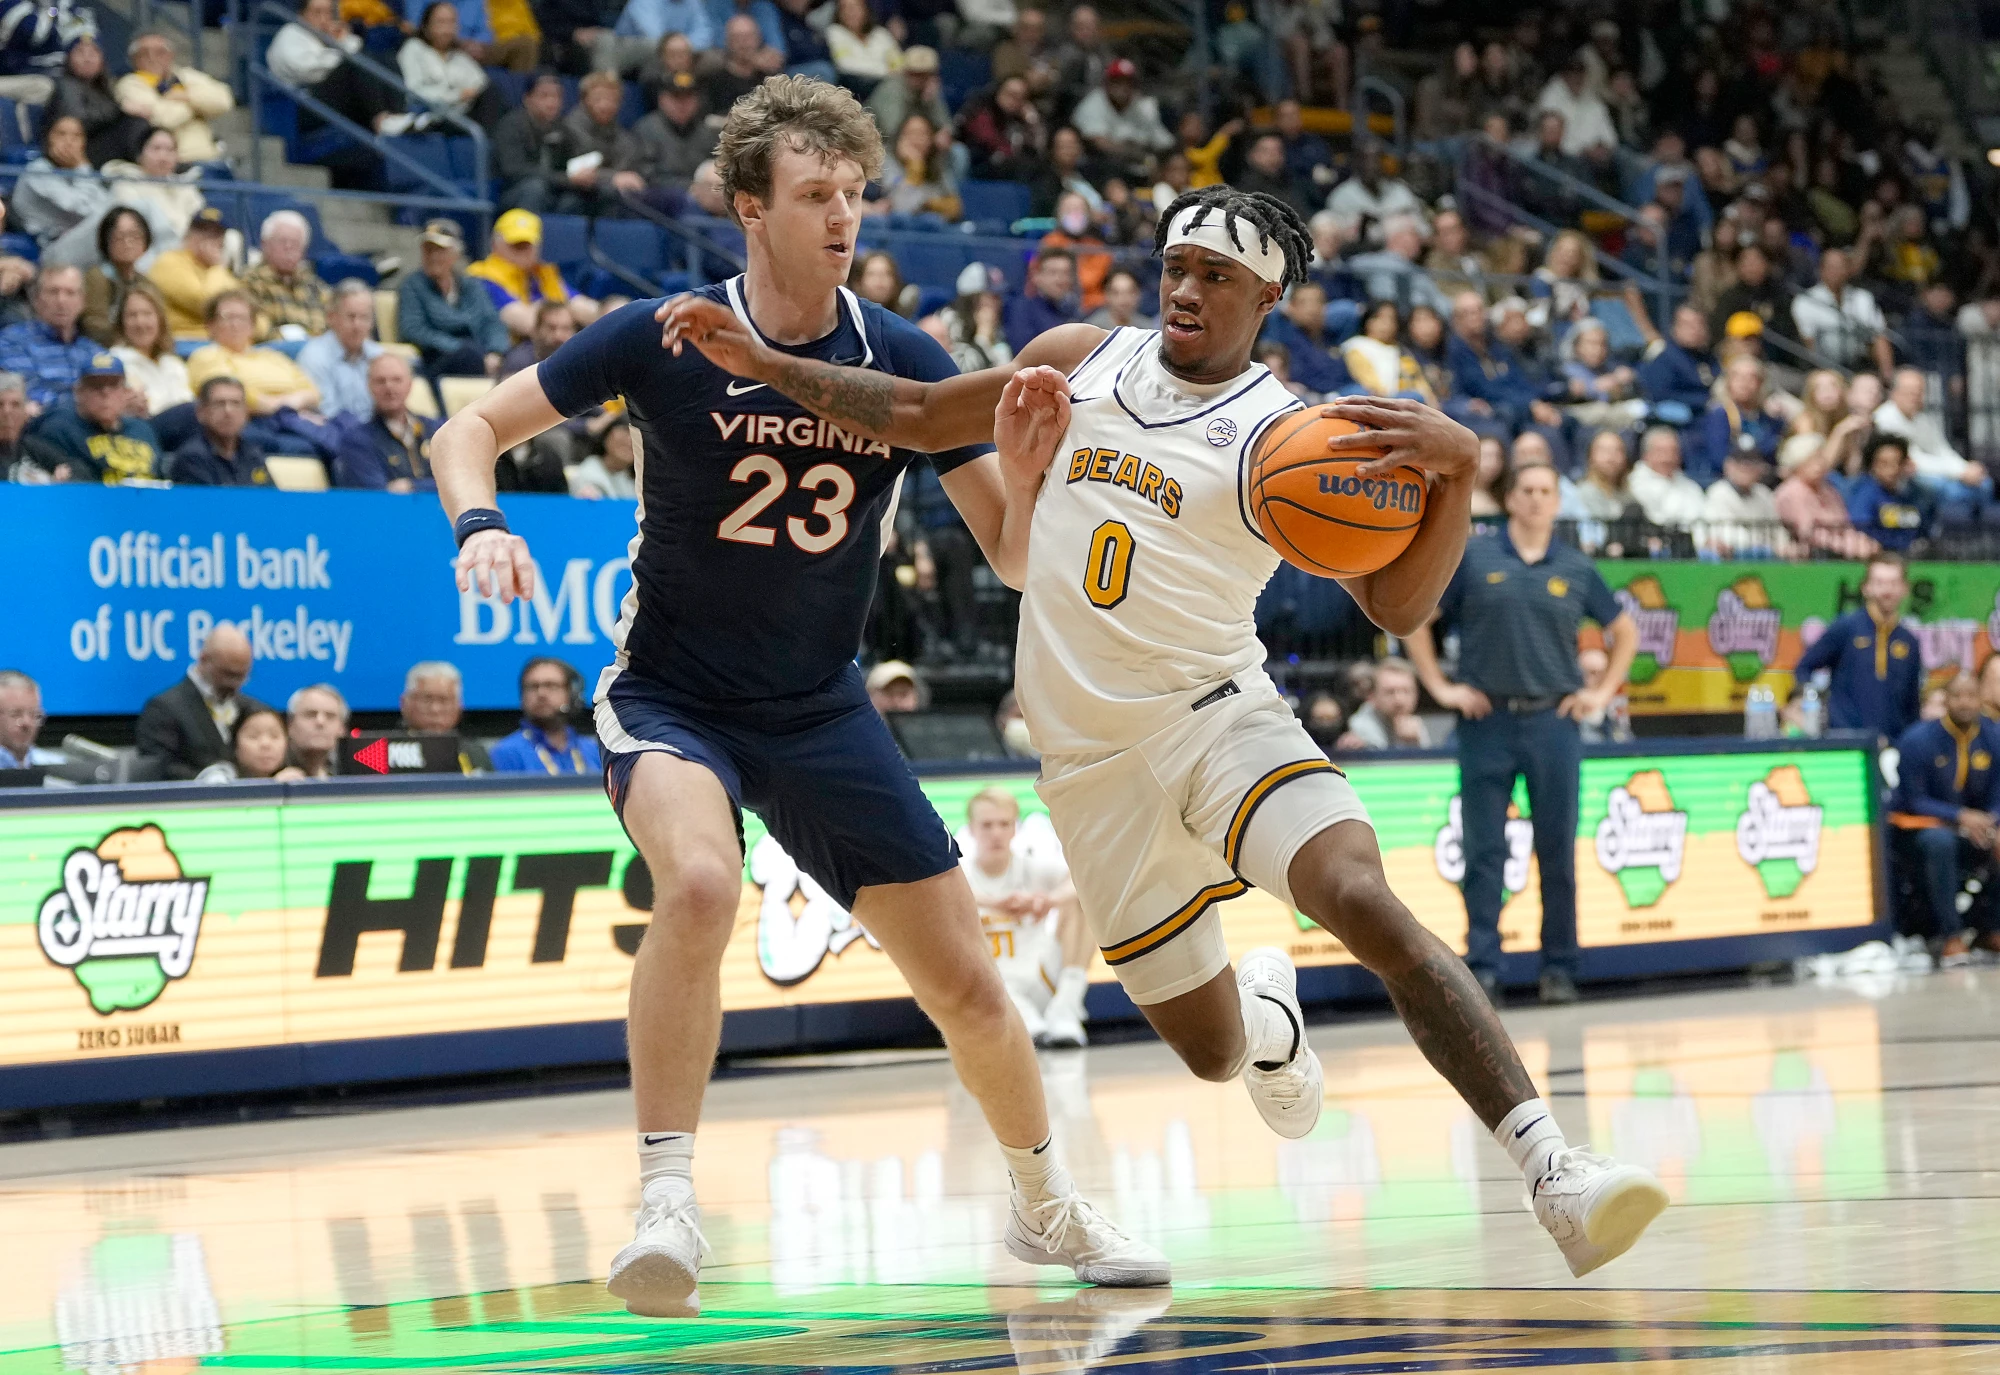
[
  {"left": 637, "top": 1130, "right": 695, "bottom": 1197},
  {"left": 1240, "top": 986, "right": 1300, "bottom": 1074},
  {"left": 1052, "top": 966, "right": 1088, "bottom": 1018},
  {"left": 1494, "top": 1098, "right": 1566, "bottom": 1185},
  {"left": 999, "top": 1134, "right": 1070, "bottom": 1206}
]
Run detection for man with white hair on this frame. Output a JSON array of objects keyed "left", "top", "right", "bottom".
[
  {"left": 398, "top": 659, "right": 489, "bottom": 772},
  {"left": 0, "top": 669, "right": 60, "bottom": 769},
  {"left": 295, "top": 279, "right": 383, "bottom": 421},
  {"left": 1345, "top": 215, "right": 1451, "bottom": 315},
  {"left": 1626, "top": 426, "right": 1705, "bottom": 528},
  {"left": 241, "top": 210, "right": 333, "bottom": 341},
  {"left": 285, "top": 683, "right": 349, "bottom": 778}
]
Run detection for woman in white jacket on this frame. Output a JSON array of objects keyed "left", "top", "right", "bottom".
[{"left": 399, "top": 3, "right": 505, "bottom": 127}]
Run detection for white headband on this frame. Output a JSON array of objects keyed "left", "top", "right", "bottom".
[{"left": 1164, "top": 206, "right": 1287, "bottom": 284}]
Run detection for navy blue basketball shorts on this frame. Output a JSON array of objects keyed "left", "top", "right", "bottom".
[{"left": 595, "top": 664, "right": 959, "bottom": 910}]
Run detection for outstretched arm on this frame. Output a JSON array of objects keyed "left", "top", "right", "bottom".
[
  {"left": 655, "top": 294, "right": 1102, "bottom": 453},
  {"left": 1322, "top": 396, "right": 1479, "bottom": 637}
]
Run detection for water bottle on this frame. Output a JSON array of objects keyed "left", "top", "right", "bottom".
[
  {"left": 1799, "top": 684, "right": 1823, "bottom": 739},
  {"left": 1744, "top": 684, "right": 1778, "bottom": 740}
]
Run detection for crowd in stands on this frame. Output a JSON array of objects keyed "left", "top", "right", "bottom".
[
  {"left": 0, "top": 636, "right": 602, "bottom": 782},
  {"left": 1, "top": 0, "right": 1999, "bottom": 649}
]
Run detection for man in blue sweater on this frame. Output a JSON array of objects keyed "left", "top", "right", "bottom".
[
  {"left": 1003, "top": 248, "right": 1081, "bottom": 354},
  {"left": 1791, "top": 550, "right": 1924, "bottom": 743},
  {"left": 1890, "top": 671, "right": 2000, "bottom": 959},
  {"left": 1635, "top": 305, "right": 1717, "bottom": 425},
  {"left": 1259, "top": 280, "right": 1353, "bottom": 397},
  {"left": 1445, "top": 291, "right": 1555, "bottom": 433}
]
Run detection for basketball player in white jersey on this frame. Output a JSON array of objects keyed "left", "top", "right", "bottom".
[
  {"left": 657, "top": 185, "right": 1670, "bottom": 1276},
  {"left": 960, "top": 787, "right": 1093, "bottom": 1047}
]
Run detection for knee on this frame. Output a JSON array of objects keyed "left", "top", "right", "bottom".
[
  {"left": 1298, "top": 869, "right": 1431, "bottom": 973},
  {"left": 649, "top": 856, "right": 740, "bottom": 942},
  {"left": 925, "top": 957, "right": 1018, "bottom": 1037}
]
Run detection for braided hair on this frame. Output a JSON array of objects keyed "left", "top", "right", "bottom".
[{"left": 1152, "top": 184, "right": 1314, "bottom": 289}]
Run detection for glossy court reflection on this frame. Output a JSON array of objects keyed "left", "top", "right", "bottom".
[{"left": 4, "top": 976, "right": 1998, "bottom": 1373}]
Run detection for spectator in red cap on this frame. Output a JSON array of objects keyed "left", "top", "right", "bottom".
[{"left": 1070, "top": 55, "right": 1171, "bottom": 181}]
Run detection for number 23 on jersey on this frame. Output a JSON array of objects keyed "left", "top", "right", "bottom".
[{"left": 716, "top": 454, "right": 858, "bottom": 554}]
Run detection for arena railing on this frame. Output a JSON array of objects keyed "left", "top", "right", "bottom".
[
  {"left": 1539, "top": 517, "right": 2000, "bottom": 562},
  {"left": 233, "top": 0, "right": 493, "bottom": 215},
  {"left": 0, "top": 164, "right": 493, "bottom": 262}
]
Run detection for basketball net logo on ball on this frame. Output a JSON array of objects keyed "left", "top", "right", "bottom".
[{"left": 1248, "top": 412, "right": 1426, "bottom": 576}]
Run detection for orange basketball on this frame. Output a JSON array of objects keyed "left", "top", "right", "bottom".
[{"left": 1248, "top": 412, "right": 1426, "bottom": 577}]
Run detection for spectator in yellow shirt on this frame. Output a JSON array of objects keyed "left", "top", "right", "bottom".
[
  {"left": 466, "top": 208, "right": 597, "bottom": 338},
  {"left": 115, "top": 31, "right": 235, "bottom": 165},
  {"left": 187, "top": 290, "right": 325, "bottom": 418},
  {"left": 147, "top": 208, "right": 240, "bottom": 338}
]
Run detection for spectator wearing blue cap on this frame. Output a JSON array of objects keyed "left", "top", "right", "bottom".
[
  {"left": 23, "top": 350, "right": 161, "bottom": 482},
  {"left": 167, "top": 376, "right": 272, "bottom": 486}
]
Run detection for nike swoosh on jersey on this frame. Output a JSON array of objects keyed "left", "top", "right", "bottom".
[{"left": 724, "top": 380, "right": 767, "bottom": 396}]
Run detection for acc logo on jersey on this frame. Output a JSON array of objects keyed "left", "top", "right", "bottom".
[{"left": 1206, "top": 417, "right": 1237, "bottom": 447}]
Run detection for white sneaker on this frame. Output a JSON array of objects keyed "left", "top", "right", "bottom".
[
  {"left": 1237, "top": 946, "right": 1322, "bottom": 1139},
  {"left": 1010, "top": 989, "right": 1048, "bottom": 1043},
  {"left": 1005, "top": 1186, "right": 1171, "bottom": 1286},
  {"left": 606, "top": 1184, "right": 708, "bottom": 1316},
  {"left": 1040, "top": 993, "right": 1088, "bottom": 1049},
  {"left": 1531, "top": 1146, "right": 1669, "bottom": 1277}
]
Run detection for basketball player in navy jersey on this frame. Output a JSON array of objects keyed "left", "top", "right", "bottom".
[{"left": 431, "top": 77, "right": 1165, "bottom": 1316}]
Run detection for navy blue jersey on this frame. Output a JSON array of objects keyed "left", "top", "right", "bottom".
[{"left": 539, "top": 279, "right": 991, "bottom": 702}]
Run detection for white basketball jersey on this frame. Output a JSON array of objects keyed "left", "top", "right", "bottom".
[{"left": 1015, "top": 327, "right": 1303, "bottom": 756}]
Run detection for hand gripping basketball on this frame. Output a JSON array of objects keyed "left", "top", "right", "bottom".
[{"left": 1247, "top": 410, "right": 1427, "bottom": 577}]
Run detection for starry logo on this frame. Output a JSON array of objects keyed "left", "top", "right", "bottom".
[
  {"left": 1616, "top": 574, "right": 1679, "bottom": 685},
  {"left": 1206, "top": 417, "right": 1238, "bottom": 447},
  {"left": 1736, "top": 765, "right": 1824, "bottom": 898},
  {"left": 1595, "top": 771, "right": 1688, "bottom": 908},
  {"left": 1707, "top": 575, "right": 1782, "bottom": 683},
  {"left": 38, "top": 826, "right": 209, "bottom": 1014}
]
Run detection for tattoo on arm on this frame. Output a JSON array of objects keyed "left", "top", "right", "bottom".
[
  {"left": 1385, "top": 943, "right": 1537, "bottom": 1129},
  {"left": 768, "top": 355, "right": 896, "bottom": 437}
]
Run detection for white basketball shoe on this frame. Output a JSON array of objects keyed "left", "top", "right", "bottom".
[
  {"left": 1531, "top": 1147, "right": 1670, "bottom": 1276},
  {"left": 607, "top": 1183, "right": 708, "bottom": 1316},
  {"left": 1005, "top": 1183, "right": 1172, "bottom": 1286},
  {"left": 1237, "top": 947, "right": 1323, "bottom": 1139},
  {"left": 1039, "top": 971, "right": 1089, "bottom": 1049}
]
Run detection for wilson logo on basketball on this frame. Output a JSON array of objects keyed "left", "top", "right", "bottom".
[
  {"left": 1314, "top": 473, "right": 1423, "bottom": 513},
  {"left": 38, "top": 826, "right": 210, "bottom": 1015}
]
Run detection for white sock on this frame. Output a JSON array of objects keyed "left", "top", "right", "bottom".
[
  {"left": 1236, "top": 984, "right": 1300, "bottom": 1075},
  {"left": 637, "top": 1130, "right": 694, "bottom": 1197},
  {"left": 1494, "top": 1098, "right": 1567, "bottom": 1185},
  {"left": 1052, "top": 966, "right": 1088, "bottom": 1018},
  {"left": 999, "top": 1134, "right": 1071, "bottom": 1206}
]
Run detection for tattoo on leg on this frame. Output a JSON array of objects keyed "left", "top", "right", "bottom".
[
  {"left": 1384, "top": 943, "right": 1537, "bottom": 1129},
  {"left": 769, "top": 356, "right": 894, "bottom": 436}
]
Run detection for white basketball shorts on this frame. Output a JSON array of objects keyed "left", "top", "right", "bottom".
[{"left": 1034, "top": 682, "right": 1373, "bottom": 1005}]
